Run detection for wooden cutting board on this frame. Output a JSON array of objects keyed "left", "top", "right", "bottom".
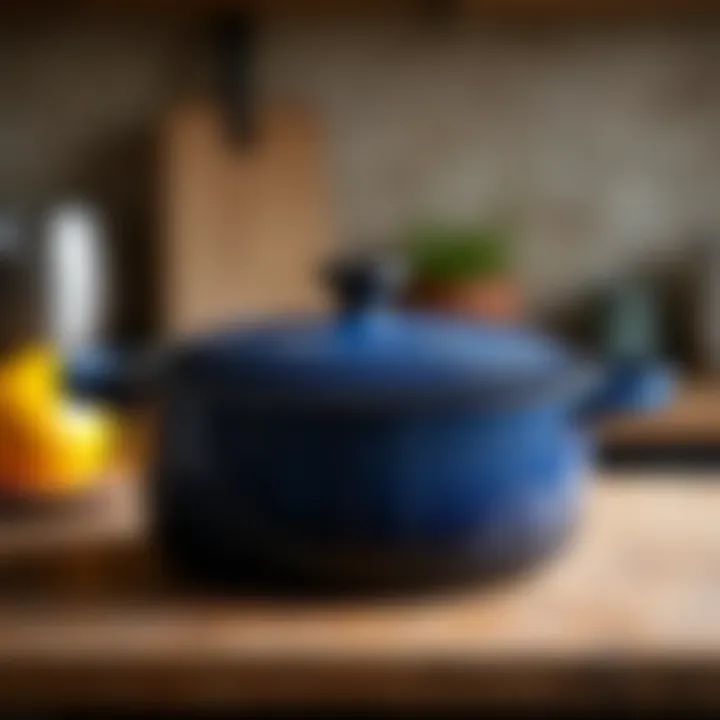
[{"left": 160, "top": 102, "right": 331, "bottom": 337}]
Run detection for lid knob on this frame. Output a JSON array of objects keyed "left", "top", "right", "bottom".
[{"left": 325, "top": 253, "right": 407, "bottom": 315}]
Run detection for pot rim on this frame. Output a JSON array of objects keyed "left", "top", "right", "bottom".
[{"left": 172, "top": 360, "right": 601, "bottom": 416}]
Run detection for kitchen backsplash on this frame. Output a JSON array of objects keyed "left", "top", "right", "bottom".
[{"left": 2, "top": 16, "right": 720, "bottom": 310}]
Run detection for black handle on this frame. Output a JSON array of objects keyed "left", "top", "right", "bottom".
[
  {"left": 212, "top": 13, "right": 257, "bottom": 145},
  {"left": 324, "top": 253, "right": 407, "bottom": 315}
]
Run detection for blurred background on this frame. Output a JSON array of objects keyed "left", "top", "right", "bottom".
[
  {"left": 1, "top": 5, "right": 715, "bottom": 460},
  {"left": 1, "top": 1, "right": 720, "bottom": 713},
  {"left": 3, "top": 9, "right": 720, "bottom": 332}
]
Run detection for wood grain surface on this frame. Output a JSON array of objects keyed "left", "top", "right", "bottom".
[
  {"left": 161, "top": 102, "right": 330, "bottom": 337},
  {"left": 599, "top": 378, "right": 720, "bottom": 445},
  {"left": 1, "top": 472, "right": 720, "bottom": 708}
]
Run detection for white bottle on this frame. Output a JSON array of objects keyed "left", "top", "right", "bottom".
[{"left": 44, "top": 202, "right": 109, "bottom": 354}]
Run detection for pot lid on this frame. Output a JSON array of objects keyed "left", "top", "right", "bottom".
[{"left": 182, "top": 257, "right": 586, "bottom": 411}]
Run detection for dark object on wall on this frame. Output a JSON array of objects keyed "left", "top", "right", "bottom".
[
  {"left": 694, "top": 235, "right": 720, "bottom": 374},
  {"left": 597, "top": 280, "right": 662, "bottom": 361},
  {"left": 0, "top": 210, "right": 41, "bottom": 353},
  {"left": 77, "top": 129, "right": 160, "bottom": 346},
  {"left": 212, "top": 13, "right": 258, "bottom": 145}
]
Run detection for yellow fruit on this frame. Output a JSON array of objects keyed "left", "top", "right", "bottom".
[
  {"left": 0, "top": 345, "right": 116, "bottom": 498},
  {"left": 31, "top": 402, "right": 116, "bottom": 496},
  {"left": 0, "top": 344, "right": 60, "bottom": 407}
]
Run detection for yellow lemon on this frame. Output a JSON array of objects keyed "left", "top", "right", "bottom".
[
  {"left": 0, "top": 344, "right": 60, "bottom": 410},
  {"left": 0, "top": 345, "right": 116, "bottom": 498}
]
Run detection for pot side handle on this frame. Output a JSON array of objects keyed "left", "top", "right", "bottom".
[{"left": 575, "top": 359, "right": 677, "bottom": 423}]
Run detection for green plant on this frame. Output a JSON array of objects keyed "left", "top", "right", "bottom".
[{"left": 403, "top": 221, "right": 514, "bottom": 285}]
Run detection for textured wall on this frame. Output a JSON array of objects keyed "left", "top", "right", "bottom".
[
  {"left": 262, "top": 20, "right": 720, "bottom": 306},
  {"left": 1, "top": 16, "right": 720, "bottom": 312}
]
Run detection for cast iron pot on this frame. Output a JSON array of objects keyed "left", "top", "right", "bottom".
[{"left": 147, "top": 260, "right": 627, "bottom": 590}]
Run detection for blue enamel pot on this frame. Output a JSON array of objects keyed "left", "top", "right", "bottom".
[{"left": 147, "top": 260, "right": 629, "bottom": 589}]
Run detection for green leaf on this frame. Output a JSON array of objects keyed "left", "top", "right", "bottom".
[{"left": 403, "top": 220, "right": 514, "bottom": 283}]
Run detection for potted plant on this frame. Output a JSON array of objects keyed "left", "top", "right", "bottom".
[{"left": 401, "top": 221, "right": 523, "bottom": 323}]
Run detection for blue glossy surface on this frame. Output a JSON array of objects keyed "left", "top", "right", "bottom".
[
  {"left": 241, "top": 413, "right": 577, "bottom": 535},
  {"left": 582, "top": 359, "right": 676, "bottom": 417},
  {"left": 65, "top": 346, "right": 131, "bottom": 403},
  {"left": 147, "top": 276, "right": 658, "bottom": 586},
  {"left": 183, "top": 312, "right": 580, "bottom": 410},
  {"left": 153, "top": 388, "right": 588, "bottom": 585}
]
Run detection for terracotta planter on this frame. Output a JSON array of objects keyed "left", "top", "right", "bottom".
[{"left": 404, "top": 277, "right": 523, "bottom": 323}]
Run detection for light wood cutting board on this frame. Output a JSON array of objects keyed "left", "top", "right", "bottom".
[{"left": 160, "top": 101, "right": 331, "bottom": 337}]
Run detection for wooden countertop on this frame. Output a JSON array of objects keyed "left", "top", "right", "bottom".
[
  {"left": 600, "top": 377, "right": 720, "bottom": 445},
  {"left": 1, "top": 473, "right": 720, "bottom": 709}
]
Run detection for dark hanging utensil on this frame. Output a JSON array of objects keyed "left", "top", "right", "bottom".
[{"left": 212, "top": 12, "right": 258, "bottom": 145}]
